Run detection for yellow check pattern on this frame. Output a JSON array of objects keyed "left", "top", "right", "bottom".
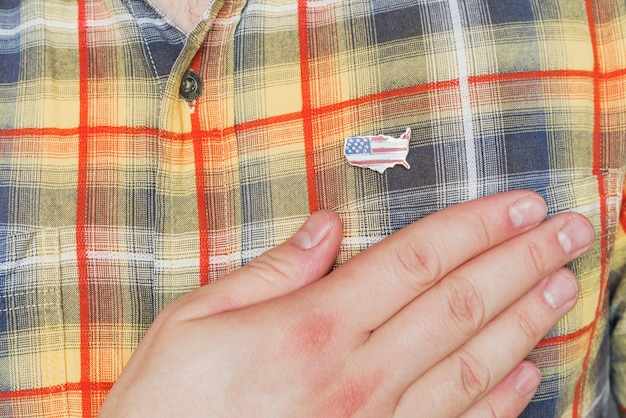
[{"left": 0, "top": 0, "right": 625, "bottom": 416}]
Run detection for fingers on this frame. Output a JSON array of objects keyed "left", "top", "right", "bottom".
[
  {"left": 168, "top": 210, "right": 343, "bottom": 320},
  {"left": 305, "top": 190, "right": 548, "bottom": 333},
  {"left": 393, "top": 269, "right": 580, "bottom": 417},
  {"left": 459, "top": 361, "right": 541, "bottom": 418},
  {"left": 366, "top": 212, "right": 593, "bottom": 385}
]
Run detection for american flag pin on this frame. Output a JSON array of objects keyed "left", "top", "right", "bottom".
[{"left": 343, "top": 128, "right": 411, "bottom": 173}]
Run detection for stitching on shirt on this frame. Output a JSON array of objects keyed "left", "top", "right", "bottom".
[
  {"left": 140, "top": 0, "right": 186, "bottom": 35},
  {"left": 0, "top": 302, "right": 57, "bottom": 313},
  {"left": 215, "top": 1, "right": 243, "bottom": 267},
  {"left": 126, "top": 0, "right": 161, "bottom": 83},
  {"left": 51, "top": 231, "right": 66, "bottom": 407},
  {"left": 1, "top": 288, "right": 59, "bottom": 299},
  {"left": 43, "top": 278, "right": 53, "bottom": 400}
]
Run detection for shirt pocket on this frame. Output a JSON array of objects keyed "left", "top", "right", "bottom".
[{"left": 0, "top": 227, "right": 69, "bottom": 416}]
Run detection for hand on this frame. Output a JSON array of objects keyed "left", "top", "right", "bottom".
[{"left": 99, "top": 191, "right": 594, "bottom": 418}]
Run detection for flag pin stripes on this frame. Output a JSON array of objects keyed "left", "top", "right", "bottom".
[{"left": 343, "top": 128, "right": 411, "bottom": 173}]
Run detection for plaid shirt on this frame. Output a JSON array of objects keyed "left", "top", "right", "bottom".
[{"left": 1, "top": 0, "right": 625, "bottom": 416}]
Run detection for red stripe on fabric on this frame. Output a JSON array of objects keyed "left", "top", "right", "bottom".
[
  {"left": 189, "top": 54, "right": 210, "bottom": 287},
  {"left": 298, "top": 0, "right": 318, "bottom": 213},
  {"left": 313, "top": 79, "right": 459, "bottom": 120},
  {"left": 232, "top": 112, "right": 302, "bottom": 134},
  {"left": 192, "top": 123, "right": 210, "bottom": 287},
  {"left": 0, "top": 127, "right": 79, "bottom": 137},
  {"left": 574, "top": 2, "right": 607, "bottom": 416},
  {"left": 0, "top": 382, "right": 115, "bottom": 399},
  {"left": 535, "top": 323, "right": 592, "bottom": 348},
  {"left": 601, "top": 67, "right": 626, "bottom": 79},
  {"left": 76, "top": 1, "right": 92, "bottom": 416},
  {"left": 3, "top": 68, "right": 626, "bottom": 142},
  {"left": 469, "top": 69, "right": 594, "bottom": 84},
  {"left": 619, "top": 184, "right": 626, "bottom": 232},
  {"left": 0, "top": 126, "right": 162, "bottom": 138}
]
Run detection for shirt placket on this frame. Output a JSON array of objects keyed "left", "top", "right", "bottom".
[{"left": 156, "top": 0, "right": 246, "bottom": 303}]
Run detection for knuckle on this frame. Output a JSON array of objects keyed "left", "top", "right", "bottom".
[
  {"left": 149, "top": 305, "right": 184, "bottom": 337},
  {"left": 484, "top": 397, "right": 506, "bottom": 418},
  {"left": 156, "top": 297, "right": 183, "bottom": 322},
  {"left": 513, "top": 308, "right": 542, "bottom": 340},
  {"left": 455, "top": 348, "right": 492, "bottom": 400},
  {"left": 392, "top": 236, "right": 443, "bottom": 293},
  {"left": 444, "top": 277, "right": 485, "bottom": 331},
  {"left": 246, "top": 250, "right": 292, "bottom": 287},
  {"left": 470, "top": 211, "right": 494, "bottom": 249},
  {"left": 524, "top": 240, "right": 549, "bottom": 277}
]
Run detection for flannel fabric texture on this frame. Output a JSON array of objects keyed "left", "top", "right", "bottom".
[{"left": 1, "top": 0, "right": 626, "bottom": 416}]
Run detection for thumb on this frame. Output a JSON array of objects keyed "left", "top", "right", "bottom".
[{"left": 167, "top": 210, "right": 343, "bottom": 320}]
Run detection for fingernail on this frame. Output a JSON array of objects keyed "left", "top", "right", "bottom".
[
  {"left": 291, "top": 211, "right": 332, "bottom": 250},
  {"left": 542, "top": 270, "right": 579, "bottom": 309},
  {"left": 557, "top": 216, "right": 594, "bottom": 254},
  {"left": 509, "top": 195, "right": 547, "bottom": 228},
  {"left": 514, "top": 363, "right": 542, "bottom": 397}
]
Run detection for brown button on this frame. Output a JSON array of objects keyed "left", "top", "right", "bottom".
[{"left": 179, "top": 69, "right": 202, "bottom": 101}]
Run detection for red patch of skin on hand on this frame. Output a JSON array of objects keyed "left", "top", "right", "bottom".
[
  {"left": 285, "top": 311, "right": 388, "bottom": 416},
  {"left": 287, "top": 312, "right": 337, "bottom": 360},
  {"left": 282, "top": 311, "right": 344, "bottom": 398},
  {"left": 315, "top": 370, "right": 386, "bottom": 417}
]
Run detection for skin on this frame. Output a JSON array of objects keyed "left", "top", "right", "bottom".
[
  {"left": 150, "top": 0, "right": 208, "bottom": 33},
  {"left": 99, "top": 191, "right": 595, "bottom": 417}
]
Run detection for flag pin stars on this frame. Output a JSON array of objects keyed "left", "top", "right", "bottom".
[{"left": 343, "top": 128, "right": 411, "bottom": 173}]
